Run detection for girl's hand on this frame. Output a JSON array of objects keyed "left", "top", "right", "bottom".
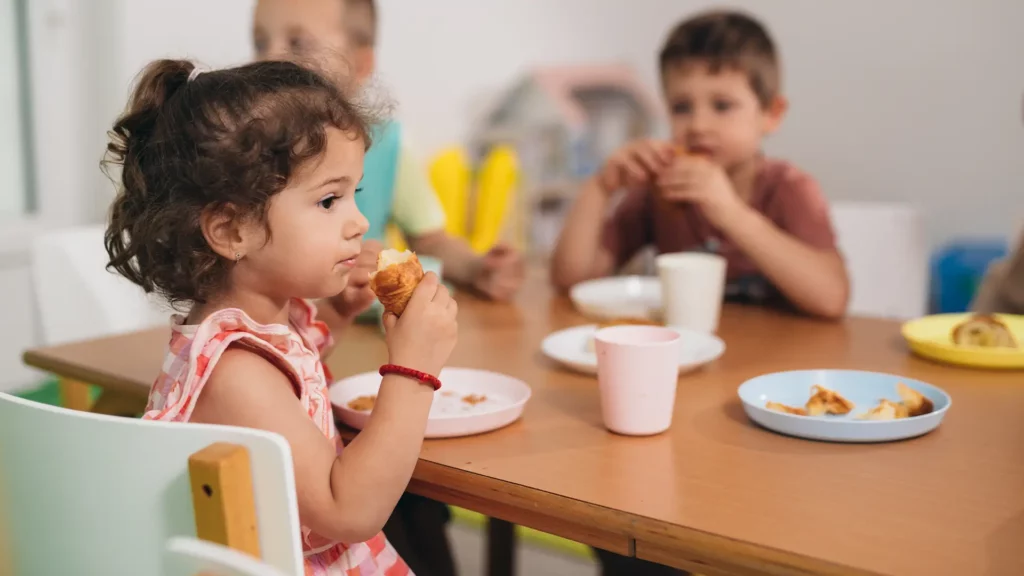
[{"left": 382, "top": 272, "right": 458, "bottom": 377}]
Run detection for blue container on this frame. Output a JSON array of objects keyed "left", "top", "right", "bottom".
[{"left": 930, "top": 240, "right": 1008, "bottom": 313}]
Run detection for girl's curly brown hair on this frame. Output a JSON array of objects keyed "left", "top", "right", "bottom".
[{"left": 104, "top": 58, "right": 374, "bottom": 308}]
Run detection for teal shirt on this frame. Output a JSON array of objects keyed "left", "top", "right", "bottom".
[{"left": 357, "top": 121, "right": 401, "bottom": 242}]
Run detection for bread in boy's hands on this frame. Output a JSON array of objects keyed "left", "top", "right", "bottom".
[{"left": 369, "top": 249, "right": 424, "bottom": 317}]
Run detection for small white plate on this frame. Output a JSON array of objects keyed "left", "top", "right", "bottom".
[
  {"left": 541, "top": 324, "right": 725, "bottom": 375},
  {"left": 569, "top": 276, "right": 662, "bottom": 320},
  {"left": 330, "top": 367, "right": 532, "bottom": 439},
  {"left": 738, "top": 370, "right": 952, "bottom": 443}
]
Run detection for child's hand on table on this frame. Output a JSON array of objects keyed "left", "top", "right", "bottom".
[
  {"left": 471, "top": 243, "right": 524, "bottom": 301},
  {"left": 656, "top": 155, "right": 747, "bottom": 228},
  {"left": 597, "top": 139, "right": 676, "bottom": 194}
]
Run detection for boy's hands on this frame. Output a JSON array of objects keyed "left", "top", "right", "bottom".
[
  {"left": 656, "top": 154, "right": 746, "bottom": 229},
  {"left": 471, "top": 243, "right": 524, "bottom": 301},
  {"left": 597, "top": 140, "right": 676, "bottom": 194},
  {"left": 596, "top": 138, "right": 749, "bottom": 229}
]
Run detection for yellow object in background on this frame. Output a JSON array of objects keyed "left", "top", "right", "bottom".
[
  {"left": 385, "top": 223, "right": 408, "bottom": 252},
  {"left": 469, "top": 145, "right": 518, "bottom": 254},
  {"left": 429, "top": 148, "right": 472, "bottom": 239}
]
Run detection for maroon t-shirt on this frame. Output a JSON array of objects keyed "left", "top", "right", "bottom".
[{"left": 601, "top": 158, "right": 838, "bottom": 307}]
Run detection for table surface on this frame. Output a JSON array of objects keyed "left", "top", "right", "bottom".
[{"left": 22, "top": 269, "right": 1024, "bottom": 576}]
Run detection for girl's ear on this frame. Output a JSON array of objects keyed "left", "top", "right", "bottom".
[{"left": 200, "top": 204, "right": 258, "bottom": 261}]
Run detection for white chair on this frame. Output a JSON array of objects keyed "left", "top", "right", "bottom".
[
  {"left": 31, "top": 224, "right": 170, "bottom": 409},
  {"left": 0, "top": 393, "right": 304, "bottom": 576},
  {"left": 31, "top": 224, "right": 169, "bottom": 345},
  {"left": 164, "top": 537, "right": 291, "bottom": 576},
  {"left": 830, "top": 202, "right": 928, "bottom": 319}
]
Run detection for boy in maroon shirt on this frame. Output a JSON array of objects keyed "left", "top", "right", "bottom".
[{"left": 552, "top": 10, "right": 849, "bottom": 320}]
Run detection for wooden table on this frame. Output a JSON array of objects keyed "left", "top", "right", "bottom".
[{"left": 23, "top": 270, "right": 1024, "bottom": 576}]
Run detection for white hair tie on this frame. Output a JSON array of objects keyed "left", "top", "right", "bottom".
[{"left": 187, "top": 67, "right": 204, "bottom": 83}]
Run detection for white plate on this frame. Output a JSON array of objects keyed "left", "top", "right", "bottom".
[
  {"left": 330, "top": 367, "right": 532, "bottom": 439},
  {"left": 541, "top": 324, "right": 725, "bottom": 375},
  {"left": 738, "top": 370, "right": 952, "bottom": 443},
  {"left": 569, "top": 276, "right": 662, "bottom": 320}
]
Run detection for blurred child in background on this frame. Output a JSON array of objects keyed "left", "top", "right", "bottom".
[{"left": 552, "top": 10, "right": 849, "bottom": 321}]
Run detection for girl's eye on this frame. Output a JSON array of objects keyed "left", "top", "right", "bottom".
[
  {"left": 317, "top": 195, "right": 337, "bottom": 210},
  {"left": 355, "top": 186, "right": 364, "bottom": 194}
]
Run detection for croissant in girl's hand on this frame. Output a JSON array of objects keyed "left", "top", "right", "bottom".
[{"left": 369, "top": 249, "right": 425, "bottom": 317}]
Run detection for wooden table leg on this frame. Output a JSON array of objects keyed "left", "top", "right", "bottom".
[
  {"left": 90, "top": 390, "right": 146, "bottom": 417},
  {"left": 487, "top": 518, "right": 516, "bottom": 576},
  {"left": 59, "top": 378, "right": 93, "bottom": 412}
]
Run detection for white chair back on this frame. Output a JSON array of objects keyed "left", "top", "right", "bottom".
[
  {"left": 31, "top": 224, "right": 169, "bottom": 345},
  {"left": 0, "top": 393, "right": 304, "bottom": 576},
  {"left": 164, "top": 537, "right": 292, "bottom": 576},
  {"left": 830, "top": 202, "right": 928, "bottom": 319}
]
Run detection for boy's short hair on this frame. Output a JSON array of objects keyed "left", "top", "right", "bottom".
[
  {"left": 658, "top": 10, "right": 779, "bottom": 107},
  {"left": 345, "top": 0, "right": 377, "bottom": 47}
]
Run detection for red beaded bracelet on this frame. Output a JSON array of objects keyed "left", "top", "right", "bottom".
[{"left": 379, "top": 364, "right": 442, "bottom": 391}]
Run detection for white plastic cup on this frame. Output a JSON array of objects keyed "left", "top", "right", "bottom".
[
  {"left": 594, "top": 325, "right": 680, "bottom": 436},
  {"left": 656, "top": 252, "right": 727, "bottom": 333}
]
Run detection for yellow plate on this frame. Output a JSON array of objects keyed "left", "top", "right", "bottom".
[{"left": 901, "top": 313, "right": 1024, "bottom": 369}]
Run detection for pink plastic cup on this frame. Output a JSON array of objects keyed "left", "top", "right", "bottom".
[{"left": 594, "top": 325, "right": 680, "bottom": 436}]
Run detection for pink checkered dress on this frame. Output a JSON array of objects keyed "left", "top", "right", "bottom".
[{"left": 144, "top": 299, "right": 411, "bottom": 576}]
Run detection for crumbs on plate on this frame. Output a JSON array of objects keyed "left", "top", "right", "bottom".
[
  {"left": 462, "top": 394, "right": 487, "bottom": 406},
  {"left": 347, "top": 395, "right": 377, "bottom": 412},
  {"left": 765, "top": 382, "right": 933, "bottom": 421}
]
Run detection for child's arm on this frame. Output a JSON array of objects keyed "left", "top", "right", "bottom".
[
  {"left": 191, "top": 275, "right": 457, "bottom": 544},
  {"left": 550, "top": 178, "right": 618, "bottom": 289},
  {"left": 659, "top": 157, "right": 848, "bottom": 319},
  {"left": 392, "top": 141, "right": 524, "bottom": 300},
  {"left": 972, "top": 235, "right": 1024, "bottom": 314},
  {"left": 551, "top": 139, "right": 676, "bottom": 290},
  {"left": 407, "top": 231, "right": 523, "bottom": 301},
  {"left": 718, "top": 204, "right": 849, "bottom": 319}
]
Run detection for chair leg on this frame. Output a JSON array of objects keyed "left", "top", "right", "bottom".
[
  {"left": 486, "top": 518, "right": 516, "bottom": 576},
  {"left": 189, "top": 443, "right": 261, "bottom": 559},
  {"left": 59, "top": 378, "right": 93, "bottom": 412}
]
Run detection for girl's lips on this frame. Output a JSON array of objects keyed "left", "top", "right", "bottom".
[{"left": 339, "top": 256, "right": 358, "bottom": 268}]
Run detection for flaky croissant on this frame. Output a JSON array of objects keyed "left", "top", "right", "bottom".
[{"left": 369, "top": 249, "right": 424, "bottom": 317}]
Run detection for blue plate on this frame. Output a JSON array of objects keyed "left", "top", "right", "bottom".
[{"left": 738, "top": 370, "right": 952, "bottom": 443}]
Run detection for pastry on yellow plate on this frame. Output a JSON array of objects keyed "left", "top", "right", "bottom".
[
  {"left": 370, "top": 249, "right": 425, "bottom": 317},
  {"left": 805, "top": 385, "right": 855, "bottom": 416},
  {"left": 951, "top": 314, "right": 1018, "bottom": 348}
]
